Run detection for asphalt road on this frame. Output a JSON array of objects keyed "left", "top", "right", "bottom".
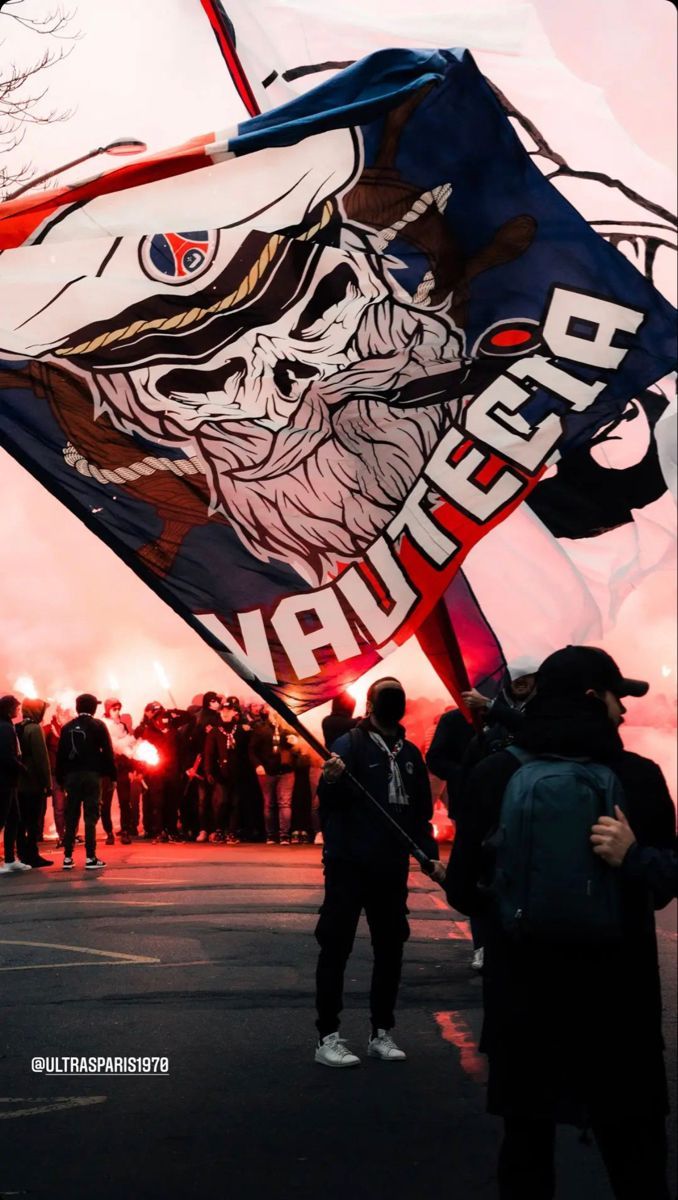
[{"left": 0, "top": 841, "right": 675, "bottom": 1200}]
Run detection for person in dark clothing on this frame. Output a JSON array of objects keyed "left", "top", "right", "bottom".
[
  {"left": 461, "top": 657, "right": 539, "bottom": 758},
  {"left": 185, "top": 692, "right": 222, "bottom": 842},
  {"left": 321, "top": 692, "right": 358, "bottom": 750},
  {"left": 314, "top": 677, "right": 443, "bottom": 1068},
  {"left": 229, "top": 705, "right": 262, "bottom": 842},
  {"left": 0, "top": 694, "right": 30, "bottom": 875},
  {"left": 249, "top": 713, "right": 299, "bottom": 845},
  {"left": 16, "top": 698, "right": 53, "bottom": 867},
  {"left": 314, "top": 693, "right": 359, "bottom": 846},
  {"left": 591, "top": 806, "right": 678, "bottom": 901},
  {"left": 425, "top": 706, "right": 475, "bottom": 819},
  {"left": 57, "top": 694, "right": 116, "bottom": 870},
  {"left": 204, "top": 699, "right": 240, "bottom": 843},
  {"left": 134, "top": 703, "right": 182, "bottom": 842},
  {"left": 445, "top": 645, "right": 676, "bottom": 1200}
]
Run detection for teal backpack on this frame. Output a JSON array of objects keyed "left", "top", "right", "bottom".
[{"left": 491, "top": 747, "right": 625, "bottom": 944}]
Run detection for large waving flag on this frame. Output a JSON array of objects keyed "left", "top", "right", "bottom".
[{"left": 0, "top": 48, "right": 675, "bottom": 716}]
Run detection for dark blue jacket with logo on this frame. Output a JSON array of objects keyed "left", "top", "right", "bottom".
[{"left": 318, "top": 720, "right": 439, "bottom": 868}]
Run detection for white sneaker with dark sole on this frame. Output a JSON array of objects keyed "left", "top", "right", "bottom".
[
  {"left": 315, "top": 1033, "right": 360, "bottom": 1068},
  {"left": 85, "top": 858, "right": 106, "bottom": 870},
  {"left": 63, "top": 857, "right": 74, "bottom": 870},
  {"left": 367, "top": 1030, "right": 407, "bottom": 1061}
]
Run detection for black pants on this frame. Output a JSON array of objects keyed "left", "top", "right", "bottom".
[
  {"left": 63, "top": 771, "right": 102, "bottom": 859},
  {"left": 315, "top": 857, "right": 410, "bottom": 1037},
  {"left": 213, "top": 780, "right": 239, "bottom": 836},
  {"left": 16, "top": 788, "right": 43, "bottom": 864},
  {"left": 144, "top": 776, "right": 180, "bottom": 836},
  {"left": 0, "top": 784, "right": 19, "bottom": 862},
  {"left": 498, "top": 1116, "right": 671, "bottom": 1200},
  {"left": 101, "top": 766, "right": 134, "bottom": 835}
]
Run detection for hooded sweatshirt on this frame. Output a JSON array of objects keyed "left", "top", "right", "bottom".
[{"left": 17, "top": 700, "right": 52, "bottom": 795}]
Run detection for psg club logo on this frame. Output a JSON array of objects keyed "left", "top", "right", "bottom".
[{"left": 139, "top": 230, "right": 219, "bottom": 285}]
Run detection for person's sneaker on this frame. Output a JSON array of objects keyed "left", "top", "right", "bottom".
[
  {"left": 315, "top": 1033, "right": 360, "bottom": 1068},
  {"left": 63, "top": 857, "right": 74, "bottom": 871},
  {"left": 265, "top": 838, "right": 276, "bottom": 845},
  {"left": 120, "top": 833, "right": 131, "bottom": 845},
  {"left": 5, "top": 860, "right": 32, "bottom": 872},
  {"left": 196, "top": 830, "right": 208, "bottom": 844},
  {"left": 367, "top": 1030, "right": 407, "bottom": 1061},
  {"left": 470, "top": 947, "right": 485, "bottom": 973},
  {"left": 0, "top": 862, "right": 15, "bottom": 875},
  {"left": 30, "top": 856, "right": 54, "bottom": 868},
  {"left": 85, "top": 857, "right": 106, "bottom": 870},
  {"left": 226, "top": 834, "right": 240, "bottom": 845},
  {"left": 55, "top": 838, "right": 64, "bottom": 849},
  {"left": 104, "top": 833, "right": 115, "bottom": 846},
  {"left": 313, "top": 832, "right": 324, "bottom": 846},
  {"left": 279, "top": 838, "right": 291, "bottom": 846},
  {"left": 290, "top": 831, "right": 300, "bottom": 845}
]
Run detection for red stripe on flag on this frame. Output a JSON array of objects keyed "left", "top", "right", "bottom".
[{"left": 199, "top": 1, "right": 261, "bottom": 117}]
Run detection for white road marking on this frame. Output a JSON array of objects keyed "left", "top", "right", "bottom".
[
  {"left": 0, "top": 939, "right": 159, "bottom": 972},
  {"left": 0, "top": 1096, "right": 107, "bottom": 1120}
]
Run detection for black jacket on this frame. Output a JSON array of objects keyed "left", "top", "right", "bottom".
[
  {"left": 249, "top": 720, "right": 297, "bottom": 776},
  {"left": 56, "top": 715, "right": 116, "bottom": 784},
  {"left": 445, "top": 694, "right": 676, "bottom": 1123},
  {"left": 204, "top": 722, "right": 237, "bottom": 783},
  {"left": 622, "top": 839, "right": 678, "bottom": 902},
  {"left": 425, "top": 709, "right": 474, "bottom": 817},
  {"left": 0, "top": 718, "right": 23, "bottom": 788},
  {"left": 321, "top": 712, "right": 359, "bottom": 751},
  {"left": 319, "top": 719, "right": 439, "bottom": 868}
]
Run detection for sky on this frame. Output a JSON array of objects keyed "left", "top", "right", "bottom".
[{"left": 0, "top": 0, "right": 675, "bottom": 776}]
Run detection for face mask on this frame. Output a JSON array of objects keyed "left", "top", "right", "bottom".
[{"left": 371, "top": 687, "right": 406, "bottom": 724}]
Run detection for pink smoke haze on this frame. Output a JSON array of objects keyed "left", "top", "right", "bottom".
[{"left": 0, "top": 1, "right": 675, "bottom": 794}]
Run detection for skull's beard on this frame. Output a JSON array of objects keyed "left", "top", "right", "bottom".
[
  {"left": 198, "top": 375, "right": 449, "bottom": 586},
  {"left": 86, "top": 297, "right": 462, "bottom": 584}
]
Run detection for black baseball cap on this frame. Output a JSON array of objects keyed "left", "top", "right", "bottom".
[
  {"left": 76, "top": 693, "right": 101, "bottom": 714},
  {"left": 536, "top": 646, "right": 649, "bottom": 699}
]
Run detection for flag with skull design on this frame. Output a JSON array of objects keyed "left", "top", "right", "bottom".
[{"left": 0, "top": 48, "right": 675, "bottom": 712}]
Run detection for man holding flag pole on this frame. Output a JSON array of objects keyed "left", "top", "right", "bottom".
[{"left": 313, "top": 676, "right": 444, "bottom": 1068}]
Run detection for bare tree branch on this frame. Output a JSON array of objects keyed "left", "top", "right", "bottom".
[{"left": 0, "top": 4, "right": 78, "bottom": 198}]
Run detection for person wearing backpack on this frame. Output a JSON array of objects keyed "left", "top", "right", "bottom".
[
  {"left": 445, "top": 646, "right": 675, "bottom": 1200},
  {"left": 314, "top": 677, "right": 444, "bottom": 1068},
  {"left": 56, "top": 693, "right": 116, "bottom": 871}
]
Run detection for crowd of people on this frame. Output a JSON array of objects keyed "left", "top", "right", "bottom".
[{"left": 0, "top": 688, "right": 364, "bottom": 871}]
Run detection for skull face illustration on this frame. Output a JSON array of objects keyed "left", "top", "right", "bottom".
[{"left": 55, "top": 224, "right": 466, "bottom": 585}]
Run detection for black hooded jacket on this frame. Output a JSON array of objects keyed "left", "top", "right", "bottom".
[{"left": 445, "top": 694, "right": 675, "bottom": 1123}]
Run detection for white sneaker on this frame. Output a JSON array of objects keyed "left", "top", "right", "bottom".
[
  {"left": 470, "top": 947, "right": 484, "bottom": 972},
  {"left": 0, "top": 863, "right": 16, "bottom": 874},
  {"left": 315, "top": 1032, "right": 360, "bottom": 1068},
  {"left": 4, "top": 860, "right": 32, "bottom": 872},
  {"left": 367, "top": 1030, "right": 407, "bottom": 1061},
  {"left": 196, "top": 831, "right": 208, "bottom": 843},
  {"left": 313, "top": 832, "right": 324, "bottom": 846},
  {"left": 85, "top": 857, "right": 106, "bottom": 870},
  {"left": 63, "top": 857, "right": 74, "bottom": 871}
]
